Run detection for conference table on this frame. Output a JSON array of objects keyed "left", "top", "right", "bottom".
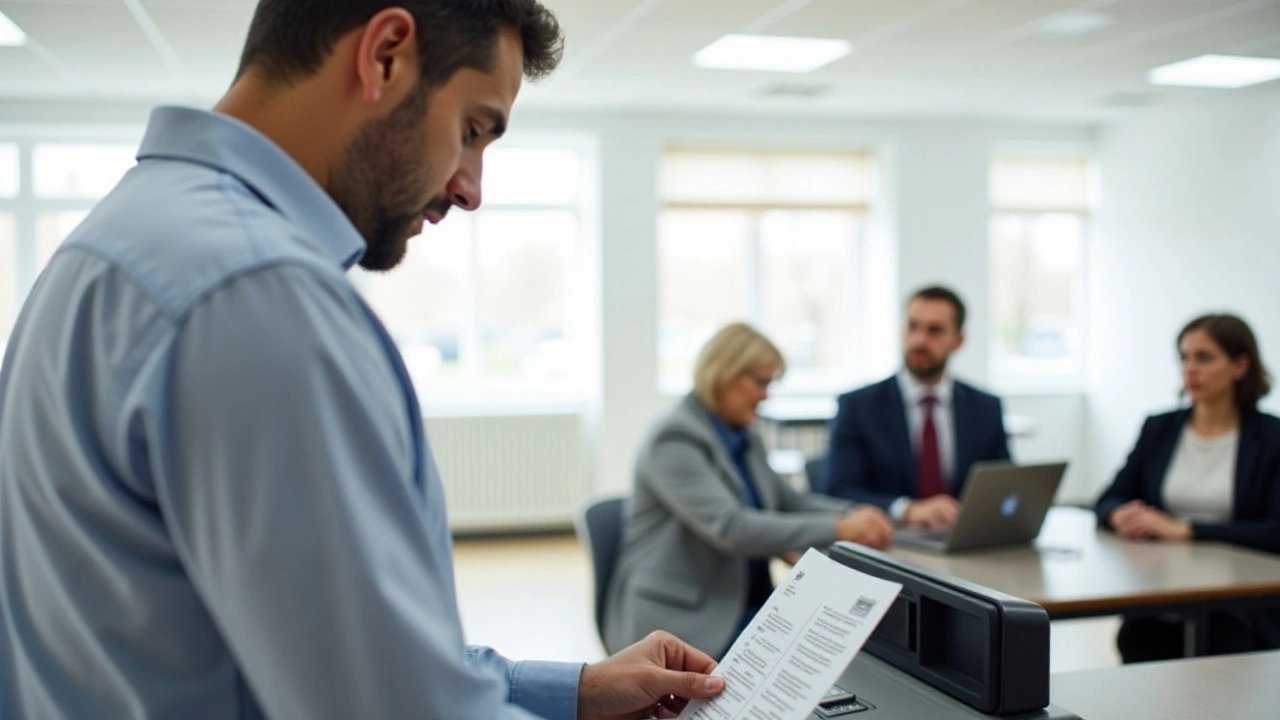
[
  {"left": 887, "top": 506, "right": 1280, "bottom": 655},
  {"left": 1050, "top": 649, "right": 1280, "bottom": 719}
]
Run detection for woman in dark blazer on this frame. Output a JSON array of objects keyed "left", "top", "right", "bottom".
[
  {"left": 602, "top": 323, "right": 895, "bottom": 658},
  {"left": 1095, "top": 313, "right": 1280, "bottom": 662}
]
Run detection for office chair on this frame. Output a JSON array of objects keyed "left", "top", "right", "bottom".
[{"left": 574, "top": 495, "right": 627, "bottom": 648}]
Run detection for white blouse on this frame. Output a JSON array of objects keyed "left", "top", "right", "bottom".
[{"left": 1162, "top": 426, "right": 1237, "bottom": 524}]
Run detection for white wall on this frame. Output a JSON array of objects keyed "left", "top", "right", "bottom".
[{"left": 1084, "top": 87, "right": 1280, "bottom": 499}]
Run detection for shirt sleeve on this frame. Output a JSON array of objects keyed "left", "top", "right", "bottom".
[
  {"left": 466, "top": 647, "right": 582, "bottom": 719},
  {"left": 138, "top": 264, "right": 557, "bottom": 719}
]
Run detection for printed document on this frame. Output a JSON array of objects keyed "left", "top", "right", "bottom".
[{"left": 677, "top": 548, "right": 902, "bottom": 720}]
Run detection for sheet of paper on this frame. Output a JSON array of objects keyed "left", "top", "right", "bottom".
[{"left": 677, "top": 548, "right": 902, "bottom": 720}]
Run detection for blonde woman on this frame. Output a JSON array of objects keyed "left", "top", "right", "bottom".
[{"left": 602, "top": 322, "right": 894, "bottom": 657}]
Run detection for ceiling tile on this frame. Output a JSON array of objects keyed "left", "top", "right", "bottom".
[
  {"left": 768, "top": 0, "right": 957, "bottom": 39},
  {"left": 146, "top": 4, "right": 254, "bottom": 96},
  {"left": 645, "top": 0, "right": 786, "bottom": 27},
  {"left": 0, "top": 45, "right": 84, "bottom": 97},
  {"left": 1, "top": 3, "right": 163, "bottom": 70},
  {"left": 895, "top": 0, "right": 1088, "bottom": 46}
]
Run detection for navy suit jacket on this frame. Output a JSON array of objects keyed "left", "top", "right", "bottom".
[
  {"left": 1094, "top": 408, "right": 1280, "bottom": 555},
  {"left": 816, "top": 375, "right": 1011, "bottom": 510},
  {"left": 1093, "top": 408, "right": 1280, "bottom": 649}
]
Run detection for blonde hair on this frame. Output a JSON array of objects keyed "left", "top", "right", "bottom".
[{"left": 692, "top": 322, "right": 787, "bottom": 406}]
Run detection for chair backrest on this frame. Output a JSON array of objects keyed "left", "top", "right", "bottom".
[
  {"left": 805, "top": 455, "right": 827, "bottom": 491},
  {"left": 574, "top": 495, "right": 627, "bottom": 645}
]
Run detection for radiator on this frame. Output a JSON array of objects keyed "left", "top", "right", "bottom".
[{"left": 425, "top": 414, "right": 590, "bottom": 534}]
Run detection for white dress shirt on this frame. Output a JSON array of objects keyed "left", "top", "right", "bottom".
[{"left": 889, "top": 370, "right": 957, "bottom": 520}]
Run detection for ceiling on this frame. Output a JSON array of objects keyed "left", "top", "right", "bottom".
[{"left": 1, "top": 0, "right": 1278, "bottom": 123}]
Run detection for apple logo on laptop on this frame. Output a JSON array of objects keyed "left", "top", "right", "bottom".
[{"left": 1001, "top": 494, "right": 1020, "bottom": 517}]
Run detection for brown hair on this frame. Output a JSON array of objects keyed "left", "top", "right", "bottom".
[
  {"left": 908, "top": 285, "right": 966, "bottom": 332},
  {"left": 237, "top": 0, "right": 563, "bottom": 88},
  {"left": 1178, "top": 313, "right": 1272, "bottom": 408}
]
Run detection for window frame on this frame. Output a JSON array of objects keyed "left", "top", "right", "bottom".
[{"left": 656, "top": 147, "right": 879, "bottom": 397}]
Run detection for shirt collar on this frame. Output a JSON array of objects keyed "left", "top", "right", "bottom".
[
  {"left": 897, "top": 369, "right": 954, "bottom": 408},
  {"left": 706, "top": 408, "right": 750, "bottom": 457},
  {"left": 136, "top": 106, "right": 365, "bottom": 270}
]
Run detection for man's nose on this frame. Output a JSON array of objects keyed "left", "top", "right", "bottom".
[{"left": 446, "top": 157, "right": 482, "bottom": 211}]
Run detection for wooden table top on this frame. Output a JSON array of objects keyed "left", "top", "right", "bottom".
[{"left": 887, "top": 506, "right": 1280, "bottom": 616}]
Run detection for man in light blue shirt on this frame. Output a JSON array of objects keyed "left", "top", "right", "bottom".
[{"left": 0, "top": 2, "right": 723, "bottom": 718}]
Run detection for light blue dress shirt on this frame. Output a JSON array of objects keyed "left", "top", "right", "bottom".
[{"left": 0, "top": 106, "right": 580, "bottom": 719}]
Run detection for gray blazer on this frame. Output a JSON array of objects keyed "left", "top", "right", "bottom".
[{"left": 602, "top": 393, "right": 849, "bottom": 657}]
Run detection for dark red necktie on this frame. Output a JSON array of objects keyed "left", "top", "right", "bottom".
[{"left": 917, "top": 395, "right": 944, "bottom": 498}]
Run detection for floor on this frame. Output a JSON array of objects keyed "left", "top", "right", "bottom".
[{"left": 452, "top": 533, "right": 1122, "bottom": 671}]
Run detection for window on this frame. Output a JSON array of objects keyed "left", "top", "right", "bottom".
[
  {"left": 353, "top": 144, "right": 590, "bottom": 405},
  {"left": 658, "top": 149, "right": 872, "bottom": 392},
  {"left": 0, "top": 143, "right": 16, "bottom": 198},
  {"left": 33, "top": 144, "right": 137, "bottom": 199},
  {"left": 0, "top": 138, "right": 139, "bottom": 357},
  {"left": 989, "top": 155, "right": 1091, "bottom": 381},
  {"left": 1, "top": 214, "right": 17, "bottom": 348}
]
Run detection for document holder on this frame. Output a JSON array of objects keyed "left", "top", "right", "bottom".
[{"left": 828, "top": 542, "right": 1050, "bottom": 717}]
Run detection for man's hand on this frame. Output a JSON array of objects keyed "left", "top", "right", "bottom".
[
  {"left": 835, "top": 505, "right": 895, "bottom": 549},
  {"left": 1110, "top": 500, "right": 1192, "bottom": 541},
  {"left": 578, "top": 631, "right": 724, "bottom": 720},
  {"left": 903, "top": 495, "right": 960, "bottom": 530}
]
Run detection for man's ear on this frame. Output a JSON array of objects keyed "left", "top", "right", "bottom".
[
  {"left": 954, "top": 331, "right": 966, "bottom": 352},
  {"left": 353, "top": 7, "right": 418, "bottom": 108}
]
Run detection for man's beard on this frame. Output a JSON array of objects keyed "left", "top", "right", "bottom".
[
  {"left": 331, "top": 86, "right": 447, "bottom": 272},
  {"left": 906, "top": 353, "right": 947, "bottom": 383}
]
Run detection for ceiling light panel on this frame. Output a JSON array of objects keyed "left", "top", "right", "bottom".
[
  {"left": 0, "top": 10, "right": 28, "bottom": 47},
  {"left": 693, "top": 34, "right": 852, "bottom": 73},
  {"left": 1149, "top": 54, "right": 1280, "bottom": 88}
]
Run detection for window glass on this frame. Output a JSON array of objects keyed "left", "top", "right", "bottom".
[
  {"left": 657, "top": 209, "right": 751, "bottom": 386},
  {"left": 759, "top": 210, "right": 858, "bottom": 380},
  {"left": 33, "top": 143, "right": 137, "bottom": 199},
  {"left": 36, "top": 210, "right": 89, "bottom": 270},
  {"left": 483, "top": 148, "right": 580, "bottom": 205},
  {"left": 476, "top": 210, "right": 576, "bottom": 379},
  {"left": 1, "top": 214, "right": 17, "bottom": 352},
  {"left": 990, "top": 212, "right": 1085, "bottom": 374},
  {"left": 355, "top": 215, "right": 472, "bottom": 389}
]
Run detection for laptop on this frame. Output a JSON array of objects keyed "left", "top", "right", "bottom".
[{"left": 893, "top": 461, "right": 1067, "bottom": 553}]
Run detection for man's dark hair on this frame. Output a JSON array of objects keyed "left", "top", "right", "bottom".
[
  {"left": 1178, "top": 313, "right": 1272, "bottom": 409},
  {"left": 237, "top": 0, "right": 563, "bottom": 88},
  {"left": 908, "top": 285, "right": 966, "bottom": 332}
]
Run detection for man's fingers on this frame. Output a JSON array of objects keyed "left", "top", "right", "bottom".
[
  {"left": 667, "top": 671, "right": 724, "bottom": 698},
  {"left": 662, "top": 633, "right": 718, "bottom": 675}
]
